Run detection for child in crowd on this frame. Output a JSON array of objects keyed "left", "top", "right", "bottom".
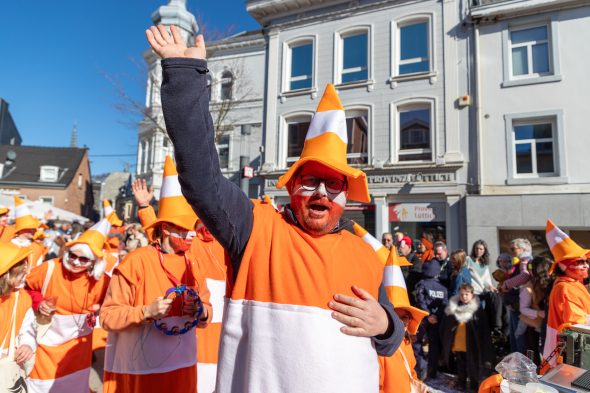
[
  {"left": 442, "top": 283, "right": 495, "bottom": 392},
  {"left": 450, "top": 249, "right": 471, "bottom": 297},
  {"left": 492, "top": 253, "right": 514, "bottom": 287},
  {"left": 0, "top": 243, "right": 37, "bottom": 390},
  {"left": 414, "top": 260, "right": 448, "bottom": 379}
]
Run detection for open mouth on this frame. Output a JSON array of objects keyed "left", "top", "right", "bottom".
[{"left": 309, "top": 203, "right": 329, "bottom": 213}]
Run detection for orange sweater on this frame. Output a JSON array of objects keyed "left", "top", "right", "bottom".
[{"left": 100, "top": 245, "right": 212, "bottom": 393}]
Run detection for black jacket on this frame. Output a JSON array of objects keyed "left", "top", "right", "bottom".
[
  {"left": 441, "top": 295, "right": 495, "bottom": 380},
  {"left": 414, "top": 278, "right": 448, "bottom": 320}
]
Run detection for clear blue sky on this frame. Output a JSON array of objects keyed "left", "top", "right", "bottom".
[{"left": 0, "top": 1, "right": 259, "bottom": 176}]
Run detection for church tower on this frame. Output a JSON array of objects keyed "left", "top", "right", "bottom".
[{"left": 136, "top": 0, "right": 198, "bottom": 199}]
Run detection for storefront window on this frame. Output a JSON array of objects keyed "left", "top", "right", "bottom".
[{"left": 388, "top": 203, "right": 446, "bottom": 244}]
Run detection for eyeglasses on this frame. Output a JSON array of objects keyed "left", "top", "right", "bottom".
[
  {"left": 568, "top": 260, "right": 589, "bottom": 269},
  {"left": 68, "top": 254, "right": 91, "bottom": 264},
  {"left": 299, "top": 174, "right": 347, "bottom": 194}
]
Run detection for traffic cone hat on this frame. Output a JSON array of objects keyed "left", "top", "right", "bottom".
[
  {"left": 352, "top": 222, "right": 411, "bottom": 266},
  {"left": 14, "top": 196, "right": 41, "bottom": 233},
  {"left": 383, "top": 248, "right": 428, "bottom": 335},
  {"left": 276, "top": 84, "right": 370, "bottom": 203},
  {"left": 103, "top": 199, "right": 123, "bottom": 227},
  {"left": 352, "top": 222, "right": 394, "bottom": 265},
  {"left": 145, "top": 155, "right": 199, "bottom": 232},
  {"left": 0, "top": 242, "right": 33, "bottom": 276},
  {"left": 0, "top": 204, "right": 9, "bottom": 216},
  {"left": 546, "top": 219, "right": 589, "bottom": 273},
  {"left": 66, "top": 219, "right": 111, "bottom": 258}
]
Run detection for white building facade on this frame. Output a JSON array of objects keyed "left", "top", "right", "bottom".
[
  {"left": 466, "top": 0, "right": 590, "bottom": 258},
  {"left": 249, "top": 0, "right": 474, "bottom": 248}
]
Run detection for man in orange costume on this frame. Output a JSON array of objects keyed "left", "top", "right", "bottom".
[
  {"left": 132, "top": 161, "right": 227, "bottom": 393},
  {"left": 25, "top": 219, "right": 112, "bottom": 392},
  {"left": 543, "top": 220, "right": 590, "bottom": 367},
  {"left": 146, "top": 25, "right": 403, "bottom": 391},
  {"left": 99, "top": 156, "right": 212, "bottom": 393}
]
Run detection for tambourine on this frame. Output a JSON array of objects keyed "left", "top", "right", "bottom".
[{"left": 153, "top": 285, "right": 204, "bottom": 336}]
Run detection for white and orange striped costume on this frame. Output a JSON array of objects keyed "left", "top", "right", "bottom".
[
  {"left": 216, "top": 199, "right": 385, "bottom": 392},
  {"left": 354, "top": 223, "right": 428, "bottom": 393},
  {"left": 101, "top": 156, "right": 213, "bottom": 392},
  {"left": 137, "top": 200, "right": 227, "bottom": 393},
  {"left": 25, "top": 259, "right": 109, "bottom": 391},
  {"left": 543, "top": 220, "right": 590, "bottom": 367}
]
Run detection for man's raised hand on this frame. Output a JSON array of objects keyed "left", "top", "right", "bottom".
[{"left": 146, "top": 25, "right": 206, "bottom": 60}]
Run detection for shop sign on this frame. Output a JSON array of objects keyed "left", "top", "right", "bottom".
[
  {"left": 389, "top": 203, "right": 444, "bottom": 222},
  {"left": 368, "top": 172, "right": 454, "bottom": 185}
]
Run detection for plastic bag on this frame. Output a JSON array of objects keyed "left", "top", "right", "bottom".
[{"left": 495, "top": 353, "right": 539, "bottom": 392}]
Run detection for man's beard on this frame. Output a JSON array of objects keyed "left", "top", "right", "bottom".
[{"left": 291, "top": 194, "right": 345, "bottom": 236}]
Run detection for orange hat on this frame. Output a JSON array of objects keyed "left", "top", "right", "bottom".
[
  {"left": 66, "top": 219, "right": 111, "bottom": 258},
  {"left": 0, "top": 242, "right": 32, "bottom": 276},
  {"left": 546, "top": 219, "right": 590, "bottom": 273},
  {"left": 103, "top": 199, "right": 123, "bottom": 227},
  {"left": 0, "top": 204, "right": 9, "bottom": 216},
  {"left": 14, "top": 196, "right": 41, "bottom": 233},
  {"left": 145, "top": 155, "right": 199, "bottom": 232},
  {"left": 352, "top": 222, "right": 393, "bottom": 266},
  {"left": 383, "top": 247, "right": 428, "bottom": 335},
  {"left": 276, "top": 84, "right": 370, "bottom": 203}
]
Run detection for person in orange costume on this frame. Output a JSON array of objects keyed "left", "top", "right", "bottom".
[
  {"left": 132, "top": 172, "right": 226, "bottom": 393},
  {"left": 377, "top": 247, "right": 429, "bottom": 393},
  {"left": 25, "top": 219, "right": 112, "bottom": 392},
  {"left": 542, "top": 220, "right": 590, "bottom": 368},
  {"left": 0, "top": 242, "right": 37, "bottom": 390},
  {"left": 0, "top": 204, "right": 16, "bottom": 243},
  {"left": 99, "top": 157, "right": 212, "bottom": 393},
  {"left": 145, "top": 24, "right": 404, "bottom": 392},
  {"left": 11, "top": 197, "right": 46, "bottom": 272}
]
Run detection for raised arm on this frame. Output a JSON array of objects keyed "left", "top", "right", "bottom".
[{"left": 145, "top": 25, "right": 253, "bottom": 266}]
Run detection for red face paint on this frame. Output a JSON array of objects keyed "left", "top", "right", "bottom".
[
  {"left": 289, "top": 162, "right": 347, "bottom": 236},
  {"left": 169, "top": 235, "right": 193, "bottom": 253}
]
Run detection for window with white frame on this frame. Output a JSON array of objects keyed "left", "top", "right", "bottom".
[
  {"left": 217, "top": 134, "right": 230, "bottom": 169},
  {"left": 398, "top": 20, "right": 430, "bottom": 76},
  {"left": 345, "top": 109, "right": 369, "bottom": 165},
  {"left": 286, "top": 116, "right": 312, "bottom": 167},
  {"left": 220, "top": 71, "right": 233, "bottom": 101},
  {"left": 512, "top": 119, "right": 555, "bottom": 176},
  {"left": 40, "top": 166, "right": 59, "bottom": 182},
  {"left": 339, "top": 30, "right": 369, "bottom": 84},
  {"left": 40, "top": 196, "right": 54, "bottom": 205},
  {"left": 397, "top": 104, "right": 432, "bottom": 162},
  {"left": 510, "top": 25, "right": 551, "bottom": 78},
  {"left": 288, "top": 41, "right": 314, "bottom": 90}
]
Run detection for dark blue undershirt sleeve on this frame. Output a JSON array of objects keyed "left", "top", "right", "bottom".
[
  {"left": 160, "top": 58, "right": 253, "bottom": 274},
  {"left": 373, "top": 283, "right": 404, "bottom": 356}
]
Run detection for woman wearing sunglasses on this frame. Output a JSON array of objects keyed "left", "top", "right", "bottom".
[
  {"left": 24, "top": 219, "right": 112, "bottom": 392},
  {"left": 543, "top": 220, "right": 590, "bottom": 369}
]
